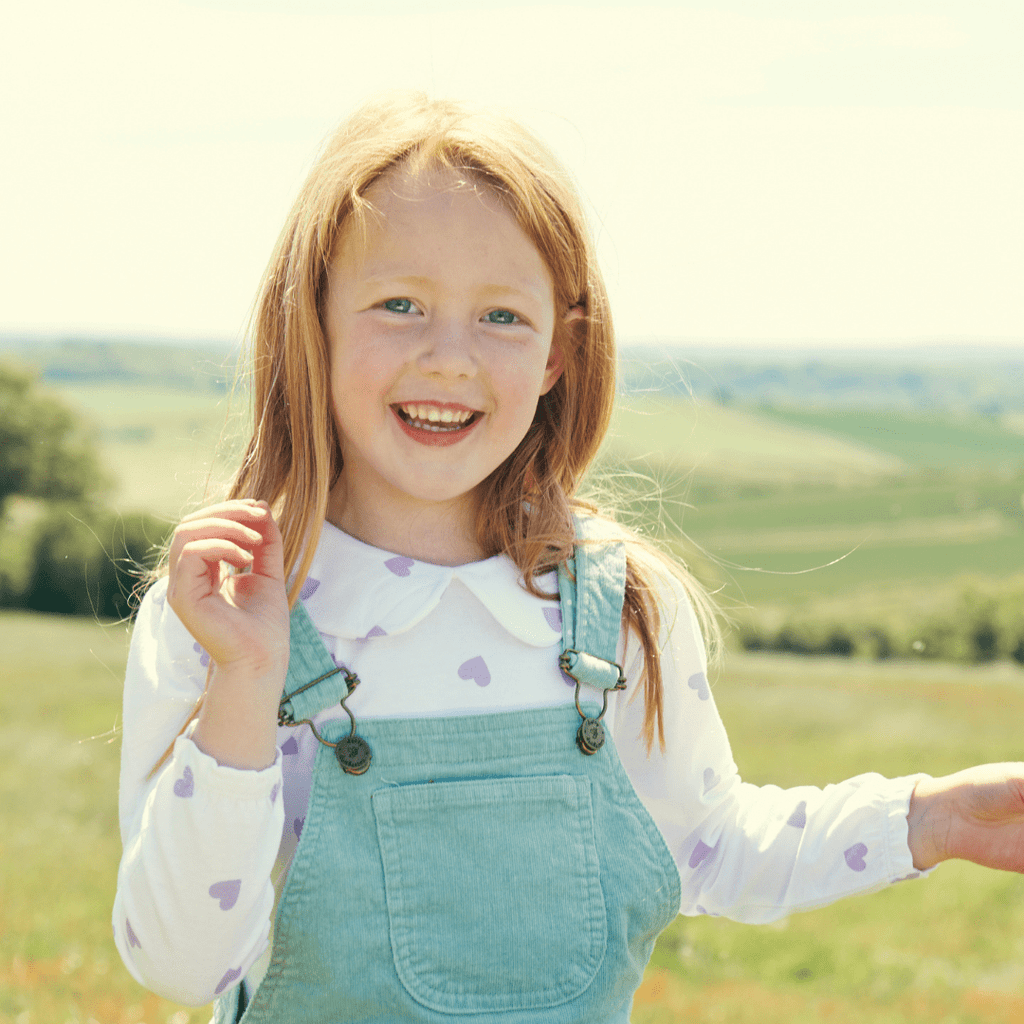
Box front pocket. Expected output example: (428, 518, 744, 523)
(372, 774, 607, 1014)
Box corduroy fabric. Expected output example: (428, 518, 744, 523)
(213, 529, 680, 1023)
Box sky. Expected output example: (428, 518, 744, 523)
(2, 0, 1022, 347)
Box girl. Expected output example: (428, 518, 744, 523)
(114, 94, 1024, 1023)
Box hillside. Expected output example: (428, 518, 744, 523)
(3, 337, 1022, 628)
(620, 342, 1024, 414)
(3, 336, 1022, 415)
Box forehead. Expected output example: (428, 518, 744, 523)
(333, 164, 550, 290)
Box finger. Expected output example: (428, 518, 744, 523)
(178, 499, 271, 527)
(247, 509, 285, 582)
(170, 505, 276, 567)
(173, 538, 256, 586)
(170, 517, 265, 559)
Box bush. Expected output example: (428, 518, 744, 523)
(864, 627, 893, 660)
(732, 580, 1024, 667)
(1013, 635, 1024, 667)
(0, 364, 108, 513)
(737, 619, 857, 659)
(21, 505, 171, 619)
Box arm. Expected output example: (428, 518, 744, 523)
(907, 765, 1024, 871)
(613, 569, 928, 924)
(113, 501, 291, 1005)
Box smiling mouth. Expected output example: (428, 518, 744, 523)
(394, 403, 480, 433)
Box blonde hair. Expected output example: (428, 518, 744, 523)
(174, 93, 718, 756)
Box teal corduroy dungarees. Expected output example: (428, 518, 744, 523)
(214, 521, 681, 1023)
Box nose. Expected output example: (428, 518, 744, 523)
(416, 318, 478, 379)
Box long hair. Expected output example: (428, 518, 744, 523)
(169, 93, 718, 757)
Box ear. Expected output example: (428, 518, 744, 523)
(540, 306, 583, 395)
(540, 340, 564, 395)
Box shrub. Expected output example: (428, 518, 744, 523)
(22, 505, 170, 619)
(0, 364, 108, 513)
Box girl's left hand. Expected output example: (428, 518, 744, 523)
(907, 764, 1024, 872)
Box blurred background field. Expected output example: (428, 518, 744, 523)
(2, 338, 1024, 1023)
(7, 616, 1024, 1024)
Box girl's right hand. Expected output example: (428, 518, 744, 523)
(166, 499, 290, 679)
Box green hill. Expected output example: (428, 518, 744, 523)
(606, 397, 901, 486)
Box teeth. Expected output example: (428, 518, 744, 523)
(398, 404, 474, 430)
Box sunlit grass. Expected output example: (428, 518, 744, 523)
(0, 612, 207, 1024)
(3, 614, 1024, 1022)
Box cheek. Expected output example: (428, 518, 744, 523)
(331, 342, 392, 401)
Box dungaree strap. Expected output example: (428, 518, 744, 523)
(557, 515, 627, 693)
(278, 600, 351, 723)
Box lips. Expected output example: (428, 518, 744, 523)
(392, 402, 481, 447)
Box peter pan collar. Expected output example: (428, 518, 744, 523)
(296, 520, 563, 648)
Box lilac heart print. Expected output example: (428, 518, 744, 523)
(689, 839, 717, 869)
(173, 766, 194, 798)
(215, 967, 242, 995)
(458, 656, 491, 687)
(543, 607, 562, 631)
(844, 843, 868, 871)
(687, 672, 710, 701)
(209, 879, 241, 911)
(787, 801, 807, 829)
(384, 555, 414, 577)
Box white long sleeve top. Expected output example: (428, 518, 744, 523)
(114, 521, 928, 1006)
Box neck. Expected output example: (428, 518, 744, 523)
(326, 479, 486, 566)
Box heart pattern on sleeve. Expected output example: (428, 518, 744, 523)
(215, 967, 242, 995)
(209, 879, 241, 911)
(687, 672, 710, 701)
(844, 843, 868, 871)
(787, 801, 807, 829)
(689, 839, 717, 869)
(173, 766, 194, 798)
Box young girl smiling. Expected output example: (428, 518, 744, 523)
(114, 94, 1024, 1023)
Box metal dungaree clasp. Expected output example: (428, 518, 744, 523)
(559, 648, 627, 755)
(278, 666, 373, 775)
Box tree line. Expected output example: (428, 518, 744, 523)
(4, 357, 1023, 670)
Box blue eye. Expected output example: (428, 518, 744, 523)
(383, 298, 415, 314)
(485, 309, 518, 325)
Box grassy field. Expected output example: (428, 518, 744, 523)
(0, 613, 198, 1024)
(43, 380, 1024, 640)
(7, 363, 1023, 1020)
(586, 405, 1023, 629)
(57, 384, 245, 520)
(605, 398, 902, 485)
(4, 612, 1024, 1024)
(757, 406, 1024, 474)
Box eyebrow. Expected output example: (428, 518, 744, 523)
(362, 274, 433, 289)
(360, 273, 549, 306)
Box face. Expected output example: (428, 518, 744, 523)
(323, 165, 565, 541)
